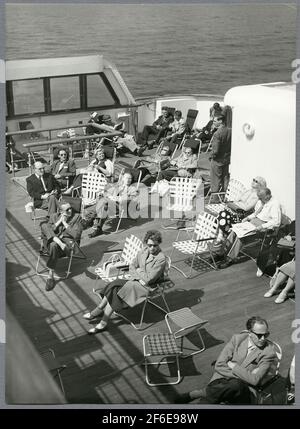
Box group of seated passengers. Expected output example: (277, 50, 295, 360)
(63, 147, 114, 195)
(137, 109, 187, 156)
(210, 176, 295, 303)
(35, 169, 139, 291)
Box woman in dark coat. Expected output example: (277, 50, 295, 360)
(84, 230, 166, 333)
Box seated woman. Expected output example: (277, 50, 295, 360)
(136, 144, 172, 186)
(85, 170, 139, 237)
(256, 219, 295, 277)
(63, 147, 114, 194)
(157, 146, 198, 181)
(264, 259, 295, 304)
(215, 176, 267, 246)
(218, 188, 282, 269)
(83, 230, 166, 333)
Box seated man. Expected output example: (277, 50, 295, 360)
(26, 161, 60, 216)
(50, 147, 76, 190)
(85, 171, 139, 238)
(157, 146, 198, 181)
(40, 201, 85, 291)
(135, 144, 172, 186)
(138, 106, 174, 152)
(164, 110, 186, 144)
(218, 188, 282, 269)
(176, 316, 276, 404)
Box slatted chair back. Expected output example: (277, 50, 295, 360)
(179, 109, 199, 149)
(81, 171, 107, 202)
(185, 109, 199, 134)
(193, 212, 219, 250)
(206, 178, 247, 214)
(168, 177, 200, 211)
(225, 178, 247, 202)
(121, 235, 143, 265)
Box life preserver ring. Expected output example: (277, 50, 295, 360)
(243, 123, 255, 138)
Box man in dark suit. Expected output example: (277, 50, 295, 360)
(209, 115, 231, 201)
(26, 161, 60, 215)
(138, 106, 174, 152)
(40, 201, 85, 291)
(50, 147, 76, 189)
(176, 316, 277, 404)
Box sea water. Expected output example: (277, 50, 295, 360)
(6, 3, 296, 98)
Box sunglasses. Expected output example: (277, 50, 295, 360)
(253, 178, 260, 183)
(147, 243, 158, 247)
(251, 331, 269, 339)
(59, 153, 67, 157)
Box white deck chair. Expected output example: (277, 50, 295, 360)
(206, 178, 247, 216)
(94, 234, 143, 282)
(73, 171, 107, 216)
(162, 177, 202, 229)
(170, 212, 219, 278)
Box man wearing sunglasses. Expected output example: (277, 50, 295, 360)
(40, 201, 85, 291)
(176, 316, 276, 404)
(50, 147, 76, 190)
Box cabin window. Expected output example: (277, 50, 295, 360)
(86, 74, 116, 107)
(12, 79, 45, 115)
(50, 76, 80, 111)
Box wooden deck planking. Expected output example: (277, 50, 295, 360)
(6, 165, 295, 404)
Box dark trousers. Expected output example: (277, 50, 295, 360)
(46, 241, 67, 269)
(157, 169, 178, 181)
(140, 125, 158, 144)
(206, 378, 251, 404)
(102, 279, 128, 311)
(210, 160, 230, 199)
(36, 194, 59, 216)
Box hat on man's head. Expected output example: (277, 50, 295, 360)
(254, 176, 267, 187)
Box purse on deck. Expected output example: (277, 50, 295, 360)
(277, 238, 295, 250)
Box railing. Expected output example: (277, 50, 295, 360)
(6, 123, 123, 175)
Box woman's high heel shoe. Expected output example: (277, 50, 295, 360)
(83, 307, 104, 320)
(88, 322, 107, 334)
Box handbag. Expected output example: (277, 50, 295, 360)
(277, 238, 295, 250)
(97, 253, 129, 279)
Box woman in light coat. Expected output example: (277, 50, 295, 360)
(83, 230, 166, 333)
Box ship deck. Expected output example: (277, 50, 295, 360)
(6, 150, 295, 405)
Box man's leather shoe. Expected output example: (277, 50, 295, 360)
(45, 277, 55, 292)
(88, 228, 103, 238)
(174, 392, 191, 404)
(137, 146, 146, 157)
(39, 248, 49, 256)
(218, 258, 233, 269)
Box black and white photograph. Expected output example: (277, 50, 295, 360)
(4, 0, 297, 407)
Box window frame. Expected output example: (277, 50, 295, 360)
(6, 72, 121, 119)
